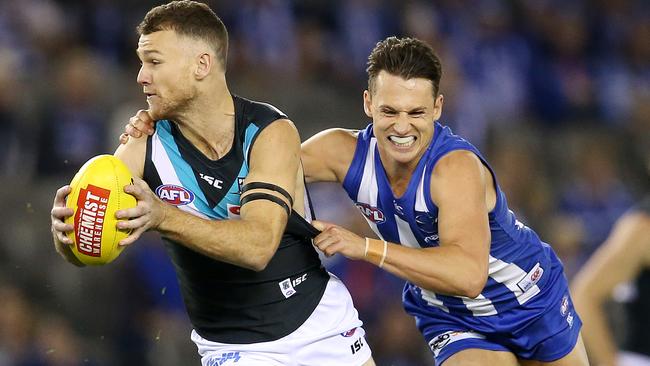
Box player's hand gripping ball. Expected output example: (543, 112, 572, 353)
(65, 155, 136, 265)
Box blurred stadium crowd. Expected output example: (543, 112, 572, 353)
(0, 0, 648, 365)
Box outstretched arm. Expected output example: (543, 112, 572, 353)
(314, 150, 492, 298)
(116, 119, 300, 271)
(571, 211, 650, 366)
(301, 128, 358, 183)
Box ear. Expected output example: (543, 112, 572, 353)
(363, 90, 373, 118)
(432, 94, 444, 121)
(195, 53, 212, 80)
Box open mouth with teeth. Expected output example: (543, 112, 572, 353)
(388, 135, 416, 148)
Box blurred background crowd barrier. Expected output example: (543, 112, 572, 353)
(0, 0, 648, 365)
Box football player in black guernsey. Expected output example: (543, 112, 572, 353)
(50, 1, 375, 365)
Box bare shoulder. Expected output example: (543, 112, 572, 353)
(248, 118, 302, 168)
(302, 128, 359, 183)
(326, 128, 359, 141)
(114, 134, 147, 178)
(269, 118, 299, 132)
(431, 150, 485, 179)
(429, 150, 488, 202)
(257, 118, 300, 143)
(249, 119, 301, 164)
(303, 128, 358, 154)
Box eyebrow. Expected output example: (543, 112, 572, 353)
(136, 50, 162, 57)
(379, 105, 427, 113)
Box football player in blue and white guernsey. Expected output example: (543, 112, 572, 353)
(301, 37, 590, 366)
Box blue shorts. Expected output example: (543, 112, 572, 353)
(406, 287, 582, 365)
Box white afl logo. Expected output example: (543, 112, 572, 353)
(156, 184, 195, 206)
(560, 295, 569, 316)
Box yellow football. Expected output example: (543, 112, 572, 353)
(65, 155, 136, 265)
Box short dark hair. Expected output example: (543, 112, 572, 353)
(366, 37, 442, 96)
(137, 0, 228, 68)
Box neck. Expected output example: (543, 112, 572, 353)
(174, 80, 235, 160)
(378, 151, 421, 198)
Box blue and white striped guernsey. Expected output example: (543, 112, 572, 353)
(342, 122, 567, 318)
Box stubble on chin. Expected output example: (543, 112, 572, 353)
(147, 108, 162, 121)
(147, 102, 171, 121)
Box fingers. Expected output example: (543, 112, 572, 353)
(134, 109, 155, 134)
(135, 109, 153, 121)
(121, 178, 153, 203)
(53, 185, 71, 206)
(118, 226, 146, 246)
(116, 215, 147, 231)
(51, 206, 73, 220)
(313, 225, 366, 260)
(314, 228, 342, 256)
(52, 219, 73, 233)
(124, 110, 155, 139)
(131, 176, 151, 189)
(314, 235, 343, 257)
(51, 186, 74, 245)
(125, 122, 142, 138)
(311, 220, 334, 231)
(54, 229, 73, 245)
(115, 203, 149, 220)
(122, 181, 148, 201)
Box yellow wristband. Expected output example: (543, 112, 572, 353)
(365, 238, 388, 268)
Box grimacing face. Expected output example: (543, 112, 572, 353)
(136, 30, 199, 120)
(364, 71, 443, 168)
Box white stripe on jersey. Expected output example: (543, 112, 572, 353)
(303, 190, 312, 222)
(152, 133, 210, 220)
(357, 138, 383, 239)
(462, 294, 497, 316)
(415, 171, 427, 211)
(419, 256, 540, 316)
(488, 256, 541, 305)
(421, 289, 450, 313)
(395, 214, 421, 249)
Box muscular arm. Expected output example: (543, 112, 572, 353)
(301, 128, 358, 183)
(571, 211, 650, 366)
(382, 151, 490, 297)
(149, 120, 299, 271)
(314, 150, 491, 298)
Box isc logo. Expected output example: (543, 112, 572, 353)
(155, 184, 195, 206)
(355, 203, 385, 224)
(350, 336, 365, 355)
